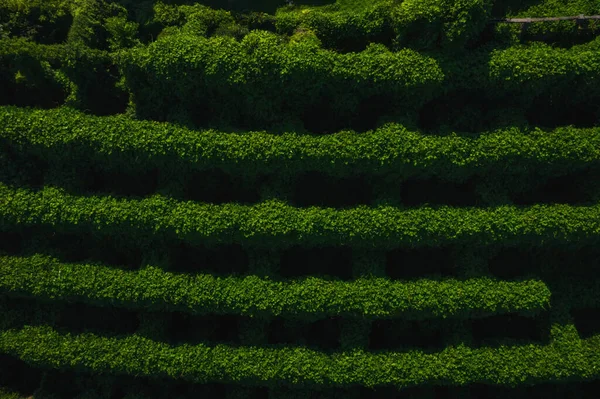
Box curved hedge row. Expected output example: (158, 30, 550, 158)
(0, 324, 597, 387)
(3, 34, 599, 127)
(1, 183, 599, 249)
(0, 254, 551, 319)
(3, 0, 596, 56)
(0, 36, 109, 66)
(0, 37, 125, 113)
(153, 0, 489, 52)
(0, 0, 141, 51)
(115, 30, 444, 126)
(443, 36, 600, 97)
(114, 31, 600, 127)
(274, 1, 394, 49)
(1, 106, 599, 179)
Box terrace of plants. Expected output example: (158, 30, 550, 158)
(1, 0, 600, 398)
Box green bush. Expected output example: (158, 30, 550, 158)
(0, 38, 122, 112)
(0, 106, 598, 181)
(1, 182, 599, 249)
(275, 1, 393, 50)
(67, 0, 104, 48)
(0, 0, 72, 43)
(0, 254, 551, 319)
(493, 0, 600, 46)
(392, 0, 493, 49)
(115, 30, 444, 127)
(488, 39, 600, 100)
(0, 324, 598, 387)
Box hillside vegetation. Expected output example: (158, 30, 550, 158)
(1, 0, 600, 398)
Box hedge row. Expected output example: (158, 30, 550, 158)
(1, 105, 600, 179)
(0, 36, 109, 66)
(151, 0, 599, 52)
(3, 0, 595, 56)
(159, 0, 492, 51)
(154, 3, 272, 42)
(3, 34, 599, 126)
(485, 38, 600, 98)
(442, 36, 600, 99)
(67, 0, 143, 51)
(0, 0, 141, 51)
(0, 254, 551, 319)
(0, 37, 125, 113)
(391, 0, 492, 49)
(114, 31, 600, 127)
(274, 0, 394, 50)
(114, 30, 444, 126)
(0, 324, 597, 387)
(0, 0, 72, 44)
(1, 183, 599, 249)
(493, 0, 600, 46)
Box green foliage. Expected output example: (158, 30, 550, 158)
(496, 0, 600, 46)
(392, 0, 493, 49)
(0, 38, 120, 111)
(434, 37, 600, 108)
(0, 388, 20, 399)
(2, 32, 599, 122)
(0, 106, 599, 181)
(152, 2, 186, 27)
(488, 39, 600, 100)
(520, 0, 600, 16)
(113, 33, 600, 127)
(0, 0, 71, 43)
(1, 0, 600, 395)
(179, 4, 239, 37)
(0, 254, 551, 319)
(153, 2, 250, 41)
(67, 0, 105, 47)
(1, 182, 599, 249)
(104, 16, 141, 51)
(115, 30, 444, 126)
(0, 41, 70, 106)
(0, 324, 598, 387)
(275, 1, 393, 49)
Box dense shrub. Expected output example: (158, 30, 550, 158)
(0, 254, 551, 319)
